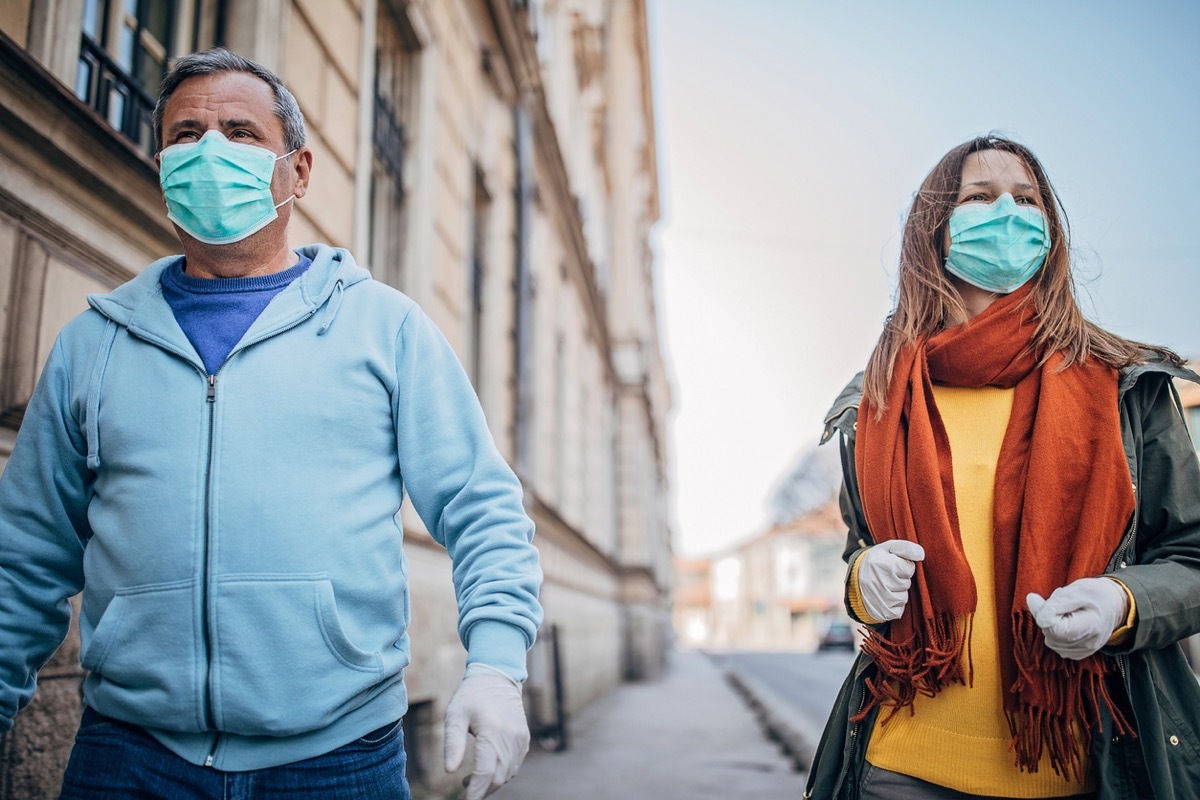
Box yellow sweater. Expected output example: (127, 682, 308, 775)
(856, 385, 1095, 797)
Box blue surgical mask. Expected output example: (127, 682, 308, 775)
(944, 193, 1050, 294)
(159, 130, 296, 245)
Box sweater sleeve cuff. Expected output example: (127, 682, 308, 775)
(1105, 577, 1138, 646)
(466, 620, 530, 682)
(848, 550, 885, 625)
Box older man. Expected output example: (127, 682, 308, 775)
(0, 48, 542, 799)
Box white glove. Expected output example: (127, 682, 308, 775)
(1026, 577, 1130, 661)
(856, 540, 926, 622)
(444, 663, 530, 800)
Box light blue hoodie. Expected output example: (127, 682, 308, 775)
(0, 245, 542, 770)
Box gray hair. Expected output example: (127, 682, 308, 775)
(152, 48, 307, 152)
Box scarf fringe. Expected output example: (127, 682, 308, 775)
(1006, 611, 1133, 784)
(854, 611, 1133, 785)
(852, 612, 973, 724)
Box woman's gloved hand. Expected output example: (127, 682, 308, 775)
(856, 540, 926, 621)
(1026, 577, 1130, 660)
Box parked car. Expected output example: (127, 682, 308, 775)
(818, 622, 856, 652)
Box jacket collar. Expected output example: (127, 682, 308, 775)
(1118, 356, 1200, 399)
(86, 244, 371, 361)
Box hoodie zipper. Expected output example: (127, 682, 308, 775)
(203, 373, 220, 766)
(197, 310, 317, 769)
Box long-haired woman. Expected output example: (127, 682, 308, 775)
(805, 135, 1200, 800)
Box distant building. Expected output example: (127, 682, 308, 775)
(673, 557, 713, 647)
(674, 498, 851, 651)
(0, 1, 670, 796)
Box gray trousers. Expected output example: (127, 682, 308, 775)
(859, 763, 1097, 800)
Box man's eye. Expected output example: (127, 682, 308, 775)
(230, 130, 252, 139)
(176, 131, 200, 141)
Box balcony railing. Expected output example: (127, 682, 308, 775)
(76, 34, 157, 155)
(373, 91, 407, 188)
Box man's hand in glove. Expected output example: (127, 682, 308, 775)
(444, 663, 530, 800)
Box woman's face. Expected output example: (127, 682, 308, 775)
(954, 149, 1042, 211)
(944, 149, 1043, 319)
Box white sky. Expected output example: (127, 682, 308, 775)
(649, 1, 1200, 558)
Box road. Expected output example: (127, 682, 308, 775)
(711, 648, 857, 770)
(720, 650, 855, 728)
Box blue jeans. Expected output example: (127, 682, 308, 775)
(59, 707, 411, 799)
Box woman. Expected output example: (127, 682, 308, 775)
(805, 135, 1200, 800)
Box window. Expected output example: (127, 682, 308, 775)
(76, 0, 173, 155)
(369, 0, 421, 291)
(74, 0, 223, 156)
(1188, 405, 1200, 455)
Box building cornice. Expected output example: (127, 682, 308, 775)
(632, 0, 660, 222)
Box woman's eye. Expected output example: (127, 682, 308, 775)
(960, 193, 988, 203)
(1015, 195, 1037, 205)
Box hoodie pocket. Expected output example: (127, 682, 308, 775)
(80, 579, 202, 731)
(211, 575, 384, 736)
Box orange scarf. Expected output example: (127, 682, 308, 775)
(854, 286, 1134, 782)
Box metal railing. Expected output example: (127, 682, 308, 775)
(373, 91, 406, 186)
(77, 34, 158, 155)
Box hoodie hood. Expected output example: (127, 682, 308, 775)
(87, 244, 370, 347)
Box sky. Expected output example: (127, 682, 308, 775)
(648, 1, 1200, 558)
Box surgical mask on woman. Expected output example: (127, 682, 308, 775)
(159, 130, 296, 245)
(944, 193, 1049, 294)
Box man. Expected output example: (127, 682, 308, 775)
(0, 48, 542, 799)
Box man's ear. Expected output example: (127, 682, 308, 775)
(292, 147, 313, 200)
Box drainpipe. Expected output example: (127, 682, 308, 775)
(513, 95, 534, 478)
(353, 0, 379, 259)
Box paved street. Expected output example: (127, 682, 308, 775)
(491, 648, 807, 799)
(719, 650, 854, 730)
(715, 649, 856, 770)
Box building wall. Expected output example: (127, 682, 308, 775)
(0, 1, 669, 796)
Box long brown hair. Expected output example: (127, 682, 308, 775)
(863, 134, 1179, 413)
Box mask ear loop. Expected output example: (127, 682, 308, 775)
(272, 149, 299, 211)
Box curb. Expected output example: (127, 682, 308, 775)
(723, 666, 817, 773)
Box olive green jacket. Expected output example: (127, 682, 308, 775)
(805, 362, 1200, 800)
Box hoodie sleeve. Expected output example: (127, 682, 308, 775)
(393, 306, 543, 681)
(0, 337, 91, 732)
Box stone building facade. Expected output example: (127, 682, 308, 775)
(0, 0, 671, 796)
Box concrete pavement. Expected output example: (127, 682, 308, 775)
(492, 648, 807, 799)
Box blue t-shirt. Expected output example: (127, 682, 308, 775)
(161, 255, 313, 374)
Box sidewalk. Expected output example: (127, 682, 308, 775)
(492, 649, 806, 800)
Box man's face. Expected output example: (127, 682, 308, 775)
(157, 71, 308, 209)
(160, 70, 285, 154)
